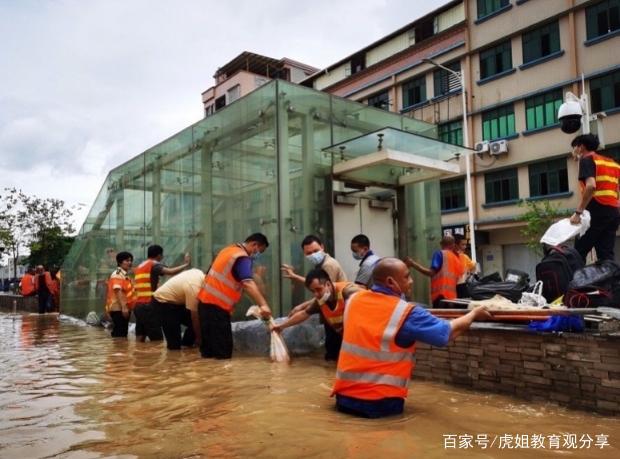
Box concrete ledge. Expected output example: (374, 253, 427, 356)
(0, 294, 38, 313)
(414, 328, 620, 415)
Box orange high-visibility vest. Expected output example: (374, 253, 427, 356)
(197, 244, 248, 314)
(133, 259, 158, 305)
(105, 270, 135, 312)
(319, 282, 352, 334)
(332, 290, 415, 400)
(582, 152, 620, 207)
(20, 273, 36, 296)
(431, 250, 463, 302)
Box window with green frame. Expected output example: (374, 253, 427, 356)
(433, 62, 461, 97)
(529, 158, 569, 197)
(586, 0, 620, 40)
(402, 76, 426, 108)
(522, 21, 560, 63)
(525, 89, 563, 130)
(590, 70, 620, 112)
(438, 120, 463, 146)
(482, 104, 515, 141)
(441, 178, 466, 210)
(480, 40, 513, 79)
(368, 91, 390, 110)
(485, 168, 519, 203)
(477, 0, 509, 19)
(601, 144, 620, 162)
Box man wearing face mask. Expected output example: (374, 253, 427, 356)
(272, 268, 361, 344)
(332, 257, 492, 418)
(350, 234, 381, 288)
(197, 233, 272, 359)
(281, 235, 347, 285)
(281, 235, 347, 360)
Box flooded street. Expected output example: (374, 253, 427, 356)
(1, 312, 619, 459)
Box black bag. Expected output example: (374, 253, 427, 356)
(536, 245, 584, 302)
(467, 276, 529, 303)
(564, 260, 620, 308)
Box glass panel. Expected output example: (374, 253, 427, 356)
(61, 79, 452, 316)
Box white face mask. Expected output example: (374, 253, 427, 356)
(306, 251, 326, 266)
(318, 290, 331, 305)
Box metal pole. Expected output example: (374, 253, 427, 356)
(460, 72, 477, 264)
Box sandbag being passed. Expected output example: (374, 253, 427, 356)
(246, 306, 291, 363)
(540, 210, 590, 246)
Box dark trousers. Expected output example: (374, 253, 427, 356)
(575, 213, 620, 261)
(324, 323, 342, 361)
(110, 311, 129, 338)
(198, 303, 233, 359)
(134, 301, 164, 341)
(161, 303, 195, 350)
(37, 292, 51, 314)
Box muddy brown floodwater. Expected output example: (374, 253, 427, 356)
(1, 312, 619, 458)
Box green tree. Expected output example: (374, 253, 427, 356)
(517, 200, 571, 256)
(0, 188, 78, 277)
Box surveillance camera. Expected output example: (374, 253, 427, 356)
(558, 93, 583, 134)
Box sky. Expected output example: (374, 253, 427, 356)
(0, 0, 448, 231)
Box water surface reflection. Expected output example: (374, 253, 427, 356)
(1, 313, 618, 458)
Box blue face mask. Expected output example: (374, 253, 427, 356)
(251, 251, 261, 260)
(306, 251, 326, 266)
(352, 251, 364, 261)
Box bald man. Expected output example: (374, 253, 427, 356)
(332, 257, 491, 418)
(404, 234, 464, 307)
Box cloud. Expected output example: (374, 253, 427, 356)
(0, 0, 448, 231)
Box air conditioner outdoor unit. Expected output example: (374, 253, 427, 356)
(474, 141, 489, 154)
(490, 139, 509, 156)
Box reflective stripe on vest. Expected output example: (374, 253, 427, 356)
(333, 293, 415, 400)
(197, 244, 247, 313)
(133, 259, 157, 304)
(430, 250, 461, 301)
(582, 153, 620, 207)
(334, 370, 409, 388)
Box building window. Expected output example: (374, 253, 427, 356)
(525, 89, 563, 130)
(350, 53, 366, 75)
(368, 91, 390, 110)
(529, 158, 569, 197)
(586, 0, 620, 40)
(438, 120, 463, 146)
(482, 104, 515, 141)
(602, 144, 620, 162)
(415, 17, 437, 43)
(205, 104, 214, 117)
(227, 85, 241, 104)
(477, 0, 509, 19)
(433, 61, 461, 97)
(402, 76, 426, 108)
(441, 178, 466, 210)
(590, 69, 620, 112)
(522, 21, 560, 63)
(485, 168, 519, 204)
(479, 40, 512, 79)
(214, 95, 226, 111)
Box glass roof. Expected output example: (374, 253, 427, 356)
(323, 127, 472, 187)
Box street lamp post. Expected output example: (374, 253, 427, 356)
(423, 58, 477, 265)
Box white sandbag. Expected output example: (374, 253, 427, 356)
(540, 210, 590, 246)
(246, 306, 291, 363)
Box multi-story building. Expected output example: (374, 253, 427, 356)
(202, 51, 318, 117)
(302, 0, 620, 278)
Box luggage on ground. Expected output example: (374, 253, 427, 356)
(563, 260, 620, 308)
(535, 245, 584, 302)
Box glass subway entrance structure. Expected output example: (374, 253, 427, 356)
(61, 80, 471, 319)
